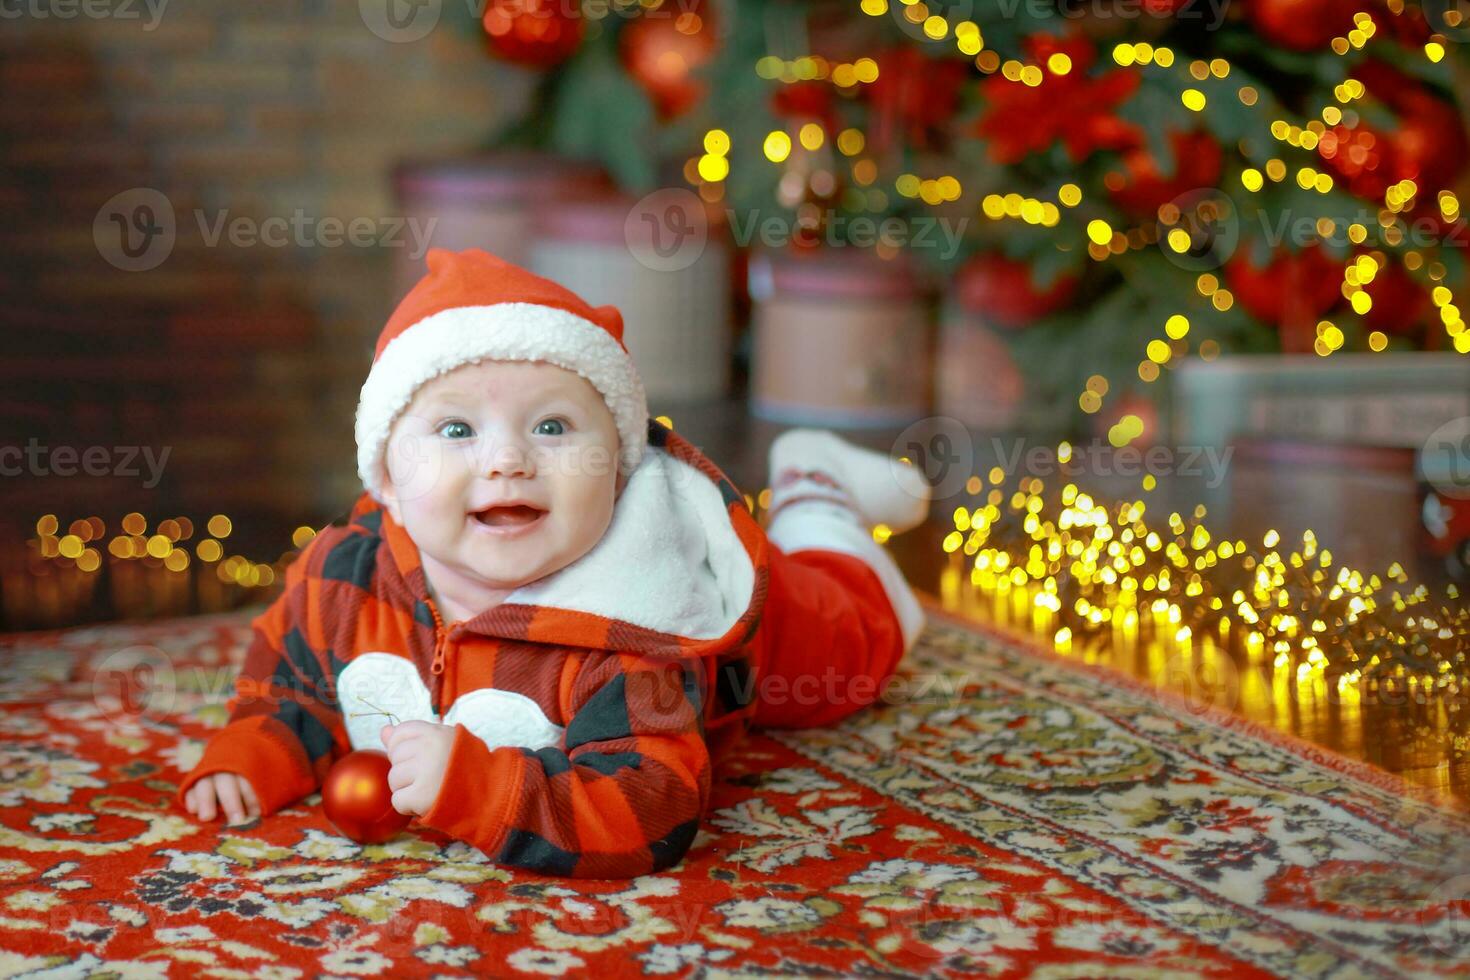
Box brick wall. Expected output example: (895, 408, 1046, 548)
(0, 0, 535, 541)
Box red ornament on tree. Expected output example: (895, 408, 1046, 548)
(866, 46, 972, 155)
(482, 0, 584, 67)
(1225, 242, 1343, 351)
(955, 252, 1080, 329)
(1106, 130, 1223, 220)
(620, 3, 718, 120)
(322, 749, 413, 845)
(1243, 0, 1356, 51)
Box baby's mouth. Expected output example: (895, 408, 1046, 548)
(472, 504, 547, 528)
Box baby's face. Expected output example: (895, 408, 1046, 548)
(380, 359, 622, 600)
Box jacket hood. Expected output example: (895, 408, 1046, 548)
(352, 419, 769, 660)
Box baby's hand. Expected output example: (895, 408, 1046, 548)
(381, 720, 457, 817)
(184, 772, 261, 825)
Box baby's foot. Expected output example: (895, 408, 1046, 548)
(767, 428, 932, 534)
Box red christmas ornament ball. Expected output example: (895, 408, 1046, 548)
(1225, 243, 1343, 352)
(482, 0, 584, 68)
(322, 749, 412, 844)
(1106, 130, 1223, 220)
(620, 5, 718, 120)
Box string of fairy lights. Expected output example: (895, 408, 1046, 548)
(17, 427, 1468, 734)
(936, 467, 1469, 712)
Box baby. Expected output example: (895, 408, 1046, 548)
(177, 247, 931, 878)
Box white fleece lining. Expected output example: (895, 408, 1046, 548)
(766, 504, 926, 653)
(355, 302, 649, 502)
(504, 446, 756, 640)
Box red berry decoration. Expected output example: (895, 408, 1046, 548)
(620, 3, 718, 120)
(1244, 0, 1356, 51)
(955, 252, 1079, 330)
(1360, 259, 1432, 336)
(482, 0, 584, 68)
(1322, 60, 1470, 200)
(322, 749, 412, 845)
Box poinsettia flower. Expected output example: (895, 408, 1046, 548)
(976, 32, 1141, 164)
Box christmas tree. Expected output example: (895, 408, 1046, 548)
(478, 0, 1470, 437)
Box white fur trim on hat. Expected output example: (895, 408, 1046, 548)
(355, 302, 648, 502)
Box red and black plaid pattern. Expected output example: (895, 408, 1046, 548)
(177, 418, 770, 878)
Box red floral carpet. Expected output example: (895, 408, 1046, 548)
(1, 604, 1469, 978)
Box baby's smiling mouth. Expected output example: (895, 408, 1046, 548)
(472, 504, 548, 527)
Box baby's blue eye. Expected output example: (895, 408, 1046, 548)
(439, 421, 473, 439)
(534, 418, 567, 436)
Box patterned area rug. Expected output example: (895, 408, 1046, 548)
(1, 604, 1468, 979)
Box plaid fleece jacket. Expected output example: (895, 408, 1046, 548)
(176, 420, 770, 879)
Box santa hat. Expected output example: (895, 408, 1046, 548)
(355, 247, 648, 503)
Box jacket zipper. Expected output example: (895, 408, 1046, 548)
(425, 598, 459, 714)
(432, 625, 449, 676)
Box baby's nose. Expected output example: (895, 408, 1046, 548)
(481, 440, 534, 478)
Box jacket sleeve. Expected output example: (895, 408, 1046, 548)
(415, 652, 710, 879)
(174, 531, 350, 817)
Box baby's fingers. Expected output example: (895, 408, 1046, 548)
(195, 782, 219, 822)
(237, 777, 261, 820)
(215, 775, 247, 825)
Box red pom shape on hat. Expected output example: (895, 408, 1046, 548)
(322, 750, 413, 844)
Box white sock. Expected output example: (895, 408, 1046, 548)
(766, 428, 932, 533)
(763, 428, 929, 652)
